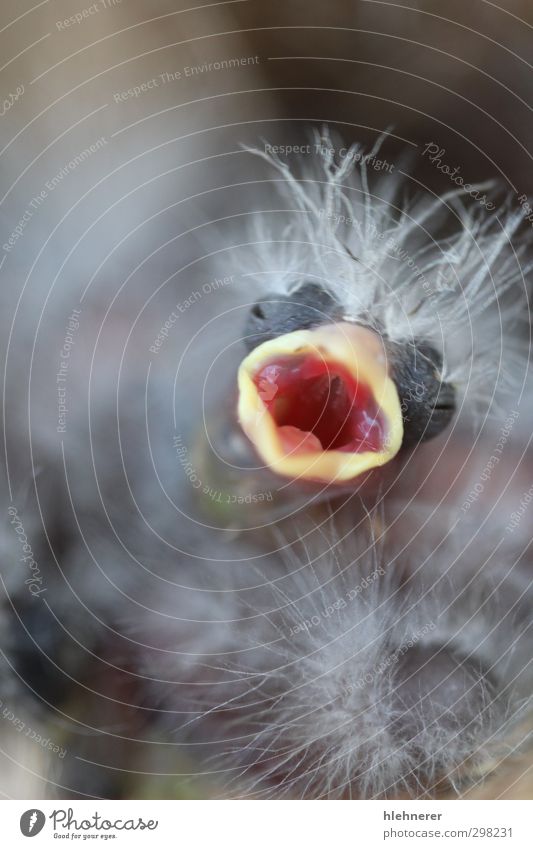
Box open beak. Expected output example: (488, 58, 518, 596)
(237, 322, 403, 484)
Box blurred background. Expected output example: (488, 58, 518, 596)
(0, 0, 532, 800)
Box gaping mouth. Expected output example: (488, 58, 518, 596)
(237, 323, 403, 483)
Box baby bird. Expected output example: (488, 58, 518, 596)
(0, 132, 530, 800)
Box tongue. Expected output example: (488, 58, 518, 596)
(277, 425, 323, 455)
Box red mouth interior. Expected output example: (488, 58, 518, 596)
(253, 353, 385, 456)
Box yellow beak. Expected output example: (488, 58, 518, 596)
(237, 323, 403, 485)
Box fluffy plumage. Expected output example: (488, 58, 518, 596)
(239, 130, 530, 420)
(129, 485, 532, 799)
